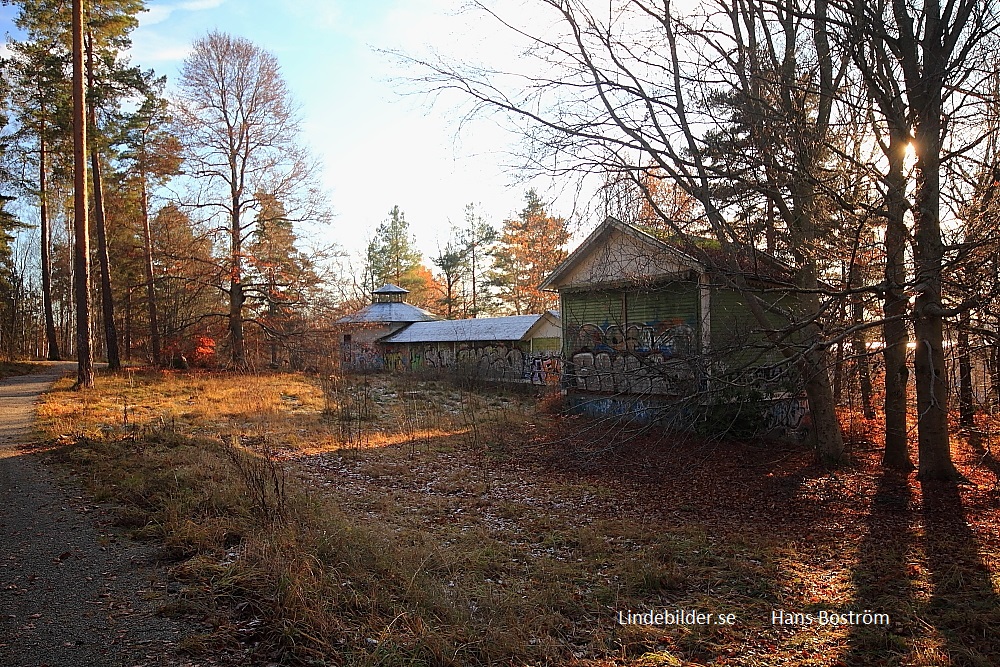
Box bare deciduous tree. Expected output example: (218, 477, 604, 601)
(174, 31, 327, 369)
(409, 0, 849, 461)
(841, 0, 998, 479)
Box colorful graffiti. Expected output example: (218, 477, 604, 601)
(572, 321, 694, 357)
(341, 342, 384, 371)
(763, 396, 810, 440)
(565, 321, 699, 394)
(373, 342, 562, 385)
(567, 350, 698, 394)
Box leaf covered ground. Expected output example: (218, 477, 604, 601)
(35, 370, 1000, 666)
(0, 360, 39, 379)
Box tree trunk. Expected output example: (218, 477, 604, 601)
(958, 310, 975, 429)
(852, 330, 875, 419)
(38, 111, 60, 361)
(72, 0, 93, 389)
(881, 129, 913, 469)
(798, 308, 845, 464)
(90, 149, 119, 370)
(139, 163, 161, 366)
(850, 266, 875, 419)
(230, 280, 246, 368)
(833, 341, 844, 405)
(833, 269, 846, 406)
(86, 33, 120, 372)
(911, 103, 958, 480)
(230, 187, 247, 369)
(124, 287, 132, 362)
(991, 344, 1000, 413)
(470, 238, 480, 318)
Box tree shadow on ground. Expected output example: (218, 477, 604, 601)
(919, 479, 1000, 667)
(844, 469, 915, 666)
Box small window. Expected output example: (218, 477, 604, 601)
(343, 334, 352, 344)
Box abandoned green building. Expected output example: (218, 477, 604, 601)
(540, 217, 807, 428)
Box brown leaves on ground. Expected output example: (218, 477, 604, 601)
(36, 372, 1000, 666)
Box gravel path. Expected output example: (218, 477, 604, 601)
(0, 363, 204, 667)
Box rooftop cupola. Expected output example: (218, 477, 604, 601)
(372, 284, 409, 304)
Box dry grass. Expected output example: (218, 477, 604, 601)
(34, 369, 1000, 666)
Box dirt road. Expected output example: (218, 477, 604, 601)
(0, 363, 198, 666)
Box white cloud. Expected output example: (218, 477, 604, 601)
(283, 0, 343, 31)
(140, 0, 227, 27)
(127, 31, 192, 65)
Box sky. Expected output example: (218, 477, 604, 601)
(1, 0, 573, 265)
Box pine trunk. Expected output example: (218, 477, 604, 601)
(72, 0, 93, 389)
(87, 34, 120, 372)
(38, 116, 60, 361)
(139, 169, 161, 365)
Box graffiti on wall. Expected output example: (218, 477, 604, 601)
(381, 342, 562, 385)
(763, 395, 810, 439)
(342, 342, 384, 371)
(565, 320, 699, 394)
(457, 343, 562, 385)
(572, 321, 694, 357)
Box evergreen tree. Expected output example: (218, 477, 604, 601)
(247, 193, 319, 366)
(431, 234, 467, 319)
(365, 205, 438, 308)
(490, 190, 568, 315)
(459, 203, 497, 317)
(365, 206, 423, 288)
(9, 0, 154, 371)
(6, 28, 72, 361)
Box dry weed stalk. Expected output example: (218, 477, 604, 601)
(459, 390, 517, 488)
(322, 373, 374, 449)
(223, 433, 288, 520)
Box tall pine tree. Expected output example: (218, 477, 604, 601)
(490, 190, 568, 315)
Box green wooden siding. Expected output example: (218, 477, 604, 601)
(562, 290, 622, 354)
(710, 288, 795, 368)
(625, 283, 698, 329)
(562, 282, 700, 357)
(562, 290, 624, 328)
(531, 336, 561, 352)
(562, 281, 801, 370)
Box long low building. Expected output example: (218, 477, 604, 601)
(379, 311, 562, 383)
(335, 284, 562, 382)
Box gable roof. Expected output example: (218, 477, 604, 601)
(540, 217, 796, 290)
(540, 217, 704, 291)
(380, 313, 557, 344)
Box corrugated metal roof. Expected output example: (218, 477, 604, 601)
(336, 301, 437, 324)
(381, 315, 546, 344)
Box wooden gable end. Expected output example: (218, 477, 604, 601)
(543, 219, 701, 291)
